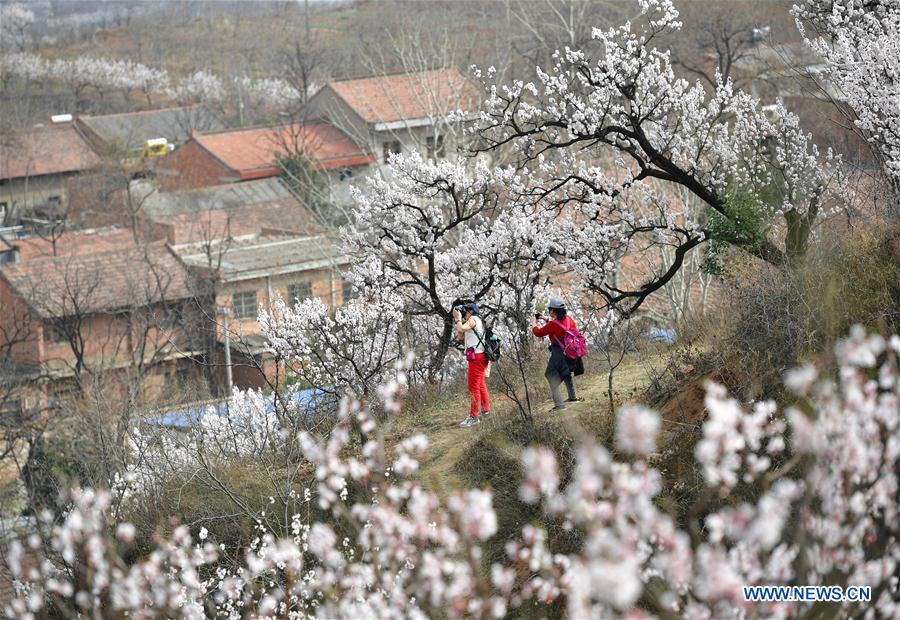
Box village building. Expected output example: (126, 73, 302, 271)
(74, 104, 226, 159)
(170, 231, 351, 391)
(304, 68, 482, 171)
(0, 227, 205, 417)
(137, 176, 326, 244)
(0, 68, 480, 420)
(0, 123, 102, 226)
(157, 122, 373, 204)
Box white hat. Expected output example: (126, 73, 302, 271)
(548, 296, 566, 310)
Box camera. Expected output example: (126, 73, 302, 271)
(450, 298, 474, 315)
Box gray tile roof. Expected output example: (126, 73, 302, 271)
(140, 177, 295, 218)
(173, 233, 347, 282)
(78, 105, 226, 152)
(1, 241, 195, 319)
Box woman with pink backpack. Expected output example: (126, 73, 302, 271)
(531, 297, 586, 410)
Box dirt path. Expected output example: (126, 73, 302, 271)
(383, 355, 658, 495)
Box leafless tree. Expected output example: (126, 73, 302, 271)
(0, 235, 210, 511)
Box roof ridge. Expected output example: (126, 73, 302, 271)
(155, 176, 282, 196)
(4, 238, 170, 268)
(79, 104, 204, 121)
(194, 120, 334, 138)
(194, 123, 282, 137)
(327, 67, 458, 85)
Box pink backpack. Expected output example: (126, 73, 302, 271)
(552, 320, 587, 360)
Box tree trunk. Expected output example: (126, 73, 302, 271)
(784, 207, 815, 265)
(430, 317, 454, 382)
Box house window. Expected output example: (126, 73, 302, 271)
(339, 168, 354, 182)
(426, 135, 445, 159)
(232, 291, 258, 320)
(50, 380, 78, 407)
(382, 140, 401, 162)
(288, 282, 312, 307)
(342, 278, 355, 303)
(43, 321, 69, 343)
(0, 399, 22, 424)
(164, 366, 189, 393)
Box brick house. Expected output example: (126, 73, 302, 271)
(304, 68, 482, 171)
(170, 231, 352, 391)
(0, 228, 207, 417)
(136, 176, 352, 391)
(157, 122, 374, 203)
(0, 123, 102, 226)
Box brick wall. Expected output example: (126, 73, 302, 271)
(0, 275, 41, 365)
(157, 139, 237, 191)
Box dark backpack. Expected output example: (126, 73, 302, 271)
(475, 319, 502, 362)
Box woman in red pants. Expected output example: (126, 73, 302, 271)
(453, 303, 490, 428)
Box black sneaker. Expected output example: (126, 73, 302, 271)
(481, 410, 490, 418)
(459, 415, 481, 428)
(566, 397, 584, 403)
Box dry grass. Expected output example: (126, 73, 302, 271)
(379, 352, 660, 500)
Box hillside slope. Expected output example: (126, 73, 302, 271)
(384, 354, 669, 496)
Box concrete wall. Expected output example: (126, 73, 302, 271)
(0, 173, 73, 222)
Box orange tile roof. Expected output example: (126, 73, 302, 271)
(0, 124, 102, 179)
(325, 68, 481, 125)
(192, 123, 373, 178)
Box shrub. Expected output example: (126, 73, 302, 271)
(689, 218, 900, 398)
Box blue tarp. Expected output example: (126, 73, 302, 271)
(647, 328, 677, 344)
(145, 387, 323, 429)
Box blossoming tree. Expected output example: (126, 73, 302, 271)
(261, 295, 403, 402)
(0, 3, 34, 52)
(794, 0, 900, 199)
(474, 0, 843, 316)
(7, 327, 898, 618)
(343, 154, 555, 379)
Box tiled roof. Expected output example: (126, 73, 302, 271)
(173, 233, 347, 282)
(139, 177, 327, 242)
(192, 123, 373, 177)
(140, 177, 292, 217)
(0, 125, 102, 179)
(324, 68, 481, 125)
(733, 42, 824, 75)
(0, 240, 194, 319)
(11, 227, 136, 261)
(154, 202, 326, 245)
(77, 105, 226, 152)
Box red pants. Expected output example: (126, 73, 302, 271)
(467, 354, 490, 418)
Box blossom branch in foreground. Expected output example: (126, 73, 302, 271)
(7, 327, 899, 618)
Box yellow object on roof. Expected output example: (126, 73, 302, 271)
(143, 137, 170, 159)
